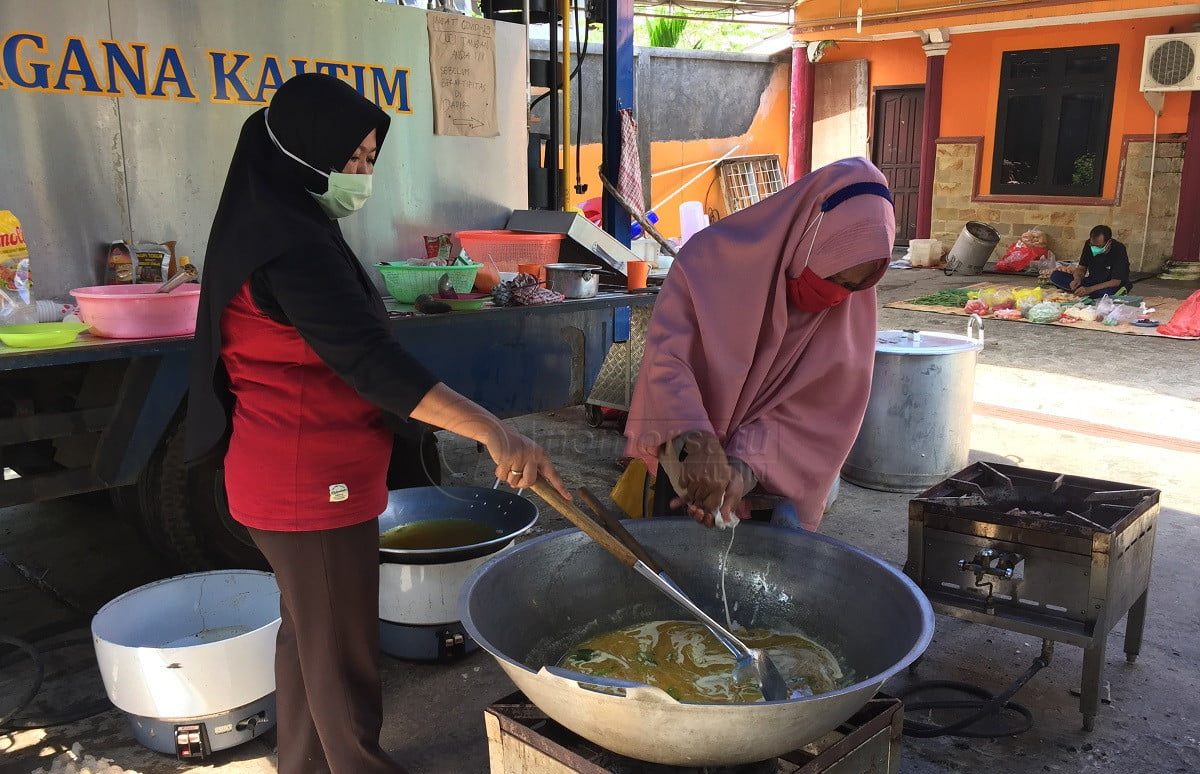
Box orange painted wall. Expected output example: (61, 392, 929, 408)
(819, 38, 928, 88)
(796, 1, 1200, 37)
(565, 63, 791, 239)
(941, 15, 1197, 198)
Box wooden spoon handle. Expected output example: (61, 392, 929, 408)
(577, 487, 662, 574)
(530, 481, 640, 569)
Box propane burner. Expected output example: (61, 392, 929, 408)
(485, 691, 904, 773)
(921, 462, 1155, 533)
(906, 462, 1160, 731)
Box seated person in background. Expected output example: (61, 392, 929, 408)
(1050, 225, 1132, 299)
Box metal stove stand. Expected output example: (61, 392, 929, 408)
(485, 691, 903, 773)
(905, 462, 1160, 730)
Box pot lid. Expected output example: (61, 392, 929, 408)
(875, 329, 983, 355)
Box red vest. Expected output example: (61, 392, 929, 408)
(220, 284, 391, 531)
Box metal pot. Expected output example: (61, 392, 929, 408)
(92, 570, 281, 754)
(544, 263, 600, 299)
(378, 486, 537, 660)
(842, 316, 985, 493)
(460, 520, 933, 767)
(944, 221, 1001, 276)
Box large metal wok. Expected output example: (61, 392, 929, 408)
(461, 519, 933, 766)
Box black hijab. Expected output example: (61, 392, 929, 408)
(186, 74, 391, 465)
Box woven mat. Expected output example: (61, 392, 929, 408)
(886, 289, 1195, 339)
(977, 266, 1158, 283)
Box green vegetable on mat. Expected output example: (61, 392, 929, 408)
(907, 288, 974, 308)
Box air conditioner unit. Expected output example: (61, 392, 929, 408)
(1140, 33, 1200, 92)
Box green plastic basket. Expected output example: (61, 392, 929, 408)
(377, 263, 480, 304)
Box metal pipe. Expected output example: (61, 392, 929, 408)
(601, 0, 634, 245)
(650, 144, 742, 213)
(652, 154, 749, 179)
(548, 5, 560, 208)
(634, 12, 796, 27)
(799, 0, 1034, 28)
(561, 0, 572, 210)
(1142, 111, 1159, 267)
(523, 0, 531, 115)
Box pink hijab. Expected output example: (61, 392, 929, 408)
(624, 157, 896, 530)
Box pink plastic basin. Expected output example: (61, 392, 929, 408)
(71, 285, 201, 339)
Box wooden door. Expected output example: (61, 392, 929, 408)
(872, 87, 924, 246)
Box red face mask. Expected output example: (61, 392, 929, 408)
(787, 267, 851, 313)
(785, 180, 894, 313)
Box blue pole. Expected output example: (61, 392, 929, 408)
(601, 0, 634, 247)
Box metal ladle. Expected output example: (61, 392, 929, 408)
(154, 264, 198, 294)
(530, 481, 791, 702)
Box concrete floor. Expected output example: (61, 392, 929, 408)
(2, 268, 1199, 774)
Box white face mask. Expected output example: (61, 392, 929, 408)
(264, 109, 373, 219)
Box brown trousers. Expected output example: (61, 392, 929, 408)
(250, 520, 407, 774)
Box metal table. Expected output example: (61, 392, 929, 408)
(1, 293, 655, 509)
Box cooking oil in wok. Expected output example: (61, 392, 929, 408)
(559, 620, 845, 704)
(379, 518, 500, 550)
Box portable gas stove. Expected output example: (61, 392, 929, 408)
(905, 462, 1160, 730)
(485, 691, 903, 773)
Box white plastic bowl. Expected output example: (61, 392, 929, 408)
(92, 570, 280, 718)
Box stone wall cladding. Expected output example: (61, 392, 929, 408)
(931, 140, 1184, 272)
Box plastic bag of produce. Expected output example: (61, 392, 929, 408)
(1095, 295, 1116, 317)
(1012, 287, 1042, 306)
(1037, 249, 1059, 279)
(1019, 228, 1049, 248)
(964, 299, 990, 316)
(0, 210, 36, 324)
(996, 242, 1046, 273)
(1027, 301, 1062, 324)
(1157, 289, 1200, 338)
(1104, 305, 1141, 326)
(979, 286, 1015, 310)
(1014, 287, 1043, 317)
(1062, 305, 1099, 323)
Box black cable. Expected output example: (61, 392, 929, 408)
(896, 641, 1052, 739)
(531, 60, 582, 111)
(0, 617, 113, 730)
(573, 5, 590, 194)
(0, 632, 111, 729)
(0, 635, 44, 729)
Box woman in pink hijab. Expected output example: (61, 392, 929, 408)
(624, 157, 896, 530)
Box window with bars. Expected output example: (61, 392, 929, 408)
(992, 44, 1118, 198)
(719, 156, 785, 214)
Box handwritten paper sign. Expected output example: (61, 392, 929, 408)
(427, 13, 499, 138)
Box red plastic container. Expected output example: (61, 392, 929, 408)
(455, 231, 565, 275)
(71, 285, 200, 339)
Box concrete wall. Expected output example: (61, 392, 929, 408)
(932, 138, 1184, 271)
(530, 42, 790, 238)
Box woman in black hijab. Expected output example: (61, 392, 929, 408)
(188, 74, 567, 774)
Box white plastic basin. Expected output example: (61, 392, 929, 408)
(92, 570, 280, 719)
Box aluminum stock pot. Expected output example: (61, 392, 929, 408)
(544, 263, 600, 299)
(460, 519, 933, 766)
(843, 317, 986, 493)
